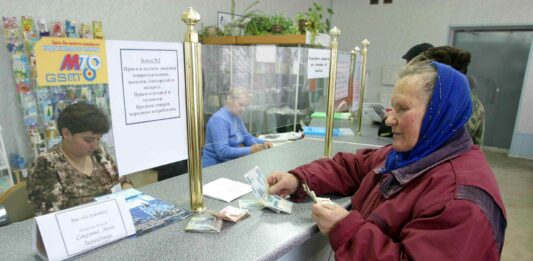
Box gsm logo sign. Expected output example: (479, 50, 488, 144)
(46, 53, 102, 83)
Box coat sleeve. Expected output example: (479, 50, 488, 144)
(329, 199, 500, 260)
(26, 157, 67, 215)
(207, 116, 250, 160)
(289, 148, 387, 198)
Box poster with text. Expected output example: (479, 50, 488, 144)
(335, 52, 351, 101)
(106, 40, 187, 175)
(307, 48, 330, 79)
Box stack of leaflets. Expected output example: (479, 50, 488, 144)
(206, 206, 249, 223)
(302, 183, 336, 205)
(95, 189, 192, 235)
(243, 166, 293, 214)
(303, 126, 355, 137)
(185, 213, 223, 233)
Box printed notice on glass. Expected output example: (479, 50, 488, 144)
(335, 52, 351, 100)
(307, 48, 330, 79)
(106, 40, 188, 175)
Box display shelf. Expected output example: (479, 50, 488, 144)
(201, 32, 330, 46)
(201, 36, 237, 45)
(236, 34, 306, 45)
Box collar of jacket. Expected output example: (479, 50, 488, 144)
(374, 128, 473, 199)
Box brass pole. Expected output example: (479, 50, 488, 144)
(348, 47, 356, 120)
(324, 26, 340, 158)
(356, 39, 370, 136)
(181, 7, 205, 212)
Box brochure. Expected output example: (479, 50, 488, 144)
(95, 188, 192, 235)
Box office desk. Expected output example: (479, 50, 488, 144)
(0, 139, 374, 261)
(308, 117, 392, 147)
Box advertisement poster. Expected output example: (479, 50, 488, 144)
(35, 37, 107, 86)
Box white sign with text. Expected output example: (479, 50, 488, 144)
(34, 198, 134, 261)
(106, 40, 188, 175)
(307, 48, 331, 79)
(352, 54, 363, 111)
(335, 52, 351, 100)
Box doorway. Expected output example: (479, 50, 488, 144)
(451, 27, 533, 149)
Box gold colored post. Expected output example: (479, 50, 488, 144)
(356, 39, 370, 136)
(324, 26, 340, 158)
(181, 7, 205, 212)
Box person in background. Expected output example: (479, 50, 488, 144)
(378, 42, 435, 137)
(202, 87, 273, 167)
(402, 42, 434, 62)
(423, 46, 485, 145)
(267, 59, 506, 260)
(27, 102, 132, 216)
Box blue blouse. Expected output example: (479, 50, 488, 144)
(202, 106, 264, 167)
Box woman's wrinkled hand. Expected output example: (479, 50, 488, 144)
(267, 171, 299, 197)
(251, 144, 265, 154)
(311, 203, 350, 236)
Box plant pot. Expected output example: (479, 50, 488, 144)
(298, 19, 307, 34)
(206, 26, 218, 37)
(230, 25, 243, 36)
(271, 24, 284, 34)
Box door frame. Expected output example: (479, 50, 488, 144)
(448, 25, 533, 150)
(448, 25, 533, 46)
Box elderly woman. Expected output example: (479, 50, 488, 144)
(202, 87, 272, 167)
(267, 60, 506, 260)
(27, 102, 132, 215)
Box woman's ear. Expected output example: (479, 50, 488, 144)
(61, 128, 71, 138)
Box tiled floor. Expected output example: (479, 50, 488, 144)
(483, 150, 533, 260)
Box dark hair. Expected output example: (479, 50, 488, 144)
(57, 102, 110, 137)
(423, 46, 471, 74)
(402, 43, 434, 61)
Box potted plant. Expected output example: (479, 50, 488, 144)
(269, 14, 293, 35)
(295, 12, 307, 34)
(244, 13, 271, 35)
(300, 2, 334, 43)
(228, 0, 260, 36)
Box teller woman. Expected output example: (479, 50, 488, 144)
(27, 102, 132, 216)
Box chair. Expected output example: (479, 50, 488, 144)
(0, 181, 35, 223)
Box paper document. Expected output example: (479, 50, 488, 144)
(203, 178, 252, 202)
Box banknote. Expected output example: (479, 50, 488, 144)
(238, 199, 265, 210)
(243, 166, 293, 214)
(185, 213, 223, 233)
(302, 182, 335, 205)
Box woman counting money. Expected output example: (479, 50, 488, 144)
(267, 58, 506, 260)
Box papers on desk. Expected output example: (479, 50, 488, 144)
(203, 178, 252, 202)
(95, 189, 192, 235)
(303, 126, 355, 137)
(259, 132, 303, 146)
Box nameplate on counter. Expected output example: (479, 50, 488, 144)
(33, 198, 135, 261)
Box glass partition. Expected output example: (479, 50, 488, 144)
(201, 44, 335, 167)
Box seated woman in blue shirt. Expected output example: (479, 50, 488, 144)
(202, 87, 273, 167)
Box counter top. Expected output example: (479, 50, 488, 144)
(0, 139, 373, 261)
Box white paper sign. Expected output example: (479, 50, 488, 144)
(256, 45, 276, 63)
(352, 54, 363, 111)
(307, 48, 330, 79)
(335, 52, 351, 100)
(106, 40, 188, 175)
(34, 198, 135, 261)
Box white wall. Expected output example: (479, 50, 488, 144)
(332, 0, 533, 104)
(0, 0, 327, 161)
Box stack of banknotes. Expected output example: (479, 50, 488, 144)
(243, 166, 293, 214)
(206, 206, 249, 223)
(302, 183, 336, 205)
(185, 213, 223, 233)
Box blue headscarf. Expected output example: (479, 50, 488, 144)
(381, 61, 473, 173)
